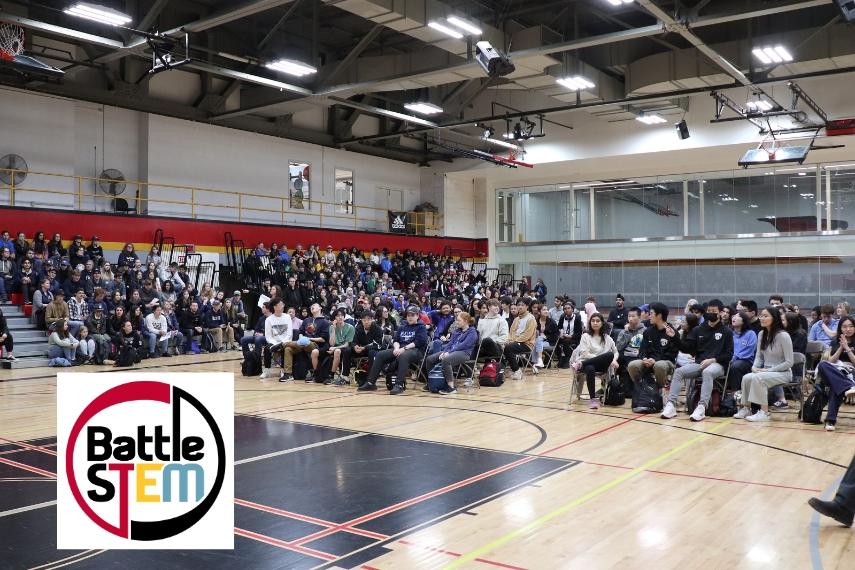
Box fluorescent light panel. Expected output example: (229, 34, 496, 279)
(746, 100, 773, 112)
(65, 2, 132, 26)
(266, 59, 317, 76)
(446, 16, 482, 35)
(428, 21, 464, 39)
(484, 137, 519, 150)
(404, 102, 443, 115)
(753, 45, 793, 65)
(636, 114, 667, 125)
(557, 76, 595, 90)
(607, 0, 634, 4)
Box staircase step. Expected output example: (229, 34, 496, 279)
(13, 337, 48, 346)
(1, 357, 51, 369)
(12, 346, 48, 357)
(5, 316, 33, 326)
(0, 308, 24, 317)
(11, 331, 48, 340)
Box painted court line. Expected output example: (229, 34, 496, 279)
(0, 456, 56, 479)
(234, 526, 336, 561)
(0, 499, 57, 519)
(234, 433, 366, 465)
(0, 436, 58, 456)
(809, 475, 842, 570)
(584, 461, 824, 493)
(29, 550, 106, 570)
(440, 420, 734, 569)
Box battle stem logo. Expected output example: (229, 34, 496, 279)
(58, 373, 234, 550)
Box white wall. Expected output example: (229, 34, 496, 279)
(442, 175, 487, 239)
(0, 86, 424, 234)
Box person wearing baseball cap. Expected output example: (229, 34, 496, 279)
(85, 302, 110, 363)
(87, 235, 104, 268)
(358, 305, 427, 395)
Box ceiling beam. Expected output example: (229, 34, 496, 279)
(138, 0, 173, 32)
(318, 24, 383, 89)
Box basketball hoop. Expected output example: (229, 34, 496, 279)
(0, 22, 25, 62)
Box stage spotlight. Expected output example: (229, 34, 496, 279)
(676, 119, 690, 140)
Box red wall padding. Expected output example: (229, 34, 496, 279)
(0, 207, 488, 255)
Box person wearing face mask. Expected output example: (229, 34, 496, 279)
(662, 299, 734, 423)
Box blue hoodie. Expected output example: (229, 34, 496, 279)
(442, 326, 479, 357)
(429, 310, 455, 336)
(395, 321, 428, 351)
(732, 329, 757, 361)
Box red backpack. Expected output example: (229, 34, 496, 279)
(478, 360, 504, 387)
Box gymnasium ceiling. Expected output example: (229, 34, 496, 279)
(0, 0, 851, 164)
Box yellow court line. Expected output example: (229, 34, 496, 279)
(442, 419, 734, 569)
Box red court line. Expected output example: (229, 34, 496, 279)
(236, 498, 524, 569)
(0, 456, 57, 479)
(234, 527, 336, 561)
(584, 461, 823, 493)
(537, 415, 640, 456)
(0, 436, 58, 456)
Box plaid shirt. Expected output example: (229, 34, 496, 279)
(68, 298, 90, 321)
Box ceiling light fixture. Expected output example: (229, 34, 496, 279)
(64, 2, 132, 26)
(557, 76, 595, 91)
(404, 102, 443, 115)
(446, 16, 482, 35)
(428, 21, 464, 39)
(607, 0, 634, 5)
(484, 137, 519, 150)
(636, 114, 667, 125)
(746, 100, 773, 112)
(265, 59, 317, 77)
(752, 45, 794, 65)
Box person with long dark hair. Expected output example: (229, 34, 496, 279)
(814, 315, 855, 431)
(571, 312, 618, 409)
(726, 311, 757, 391)
(733, 306, 793, 422)
(771, 312, 808, 409)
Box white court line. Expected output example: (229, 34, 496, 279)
(234, 433, 366, 466)
(0, 499, 57, 518)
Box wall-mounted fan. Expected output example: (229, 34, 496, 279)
(0, 154, 28, 186)
(98, 168, 126, 195)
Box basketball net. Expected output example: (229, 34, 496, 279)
(0, 22, 25, 62)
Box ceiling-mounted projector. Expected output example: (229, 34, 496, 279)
(475, 41, 515, 77)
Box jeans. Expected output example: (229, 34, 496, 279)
(727, 358, 753, 391)
(424, 350, 470, 388)
(241, 335, 267, 356)
(503, 342, 531, 371)
(667, 361, 726, 408)
(68, 320, 83, 337)
(365, 348, 423, 387)
(0, 331, 13, 354)
(145, 332, 169, 355)
(182, 328, 201, 351)
(49, 344, 76, 361)
(817, 361, 855, 423)
(0, 277, 8, 299)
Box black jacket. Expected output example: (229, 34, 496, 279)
(282, 286, 302, 310)
(536, 317, 560, 345)
(607, 306, 629, 330)
(557, 312, 583, 346)
(354, 322, 383, 349)
(678, 320, 734, 367)
(638, 324, 680, 363)
(180, 310, 204, 331)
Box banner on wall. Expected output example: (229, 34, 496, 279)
(388, 211, 408, 234)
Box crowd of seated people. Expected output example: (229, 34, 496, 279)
(3, 230, 853, 429)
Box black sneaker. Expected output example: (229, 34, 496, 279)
(162, 352, 173, 358)
(390, 384, 406, 395)
(808, 498, 854, 527)
(279, 372, 293, 382)
(358, 382, 377, 391)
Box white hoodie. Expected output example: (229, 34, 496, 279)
(477, 314, 509, 345)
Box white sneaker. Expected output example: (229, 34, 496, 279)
(661, 401, 677, 419)
(746, 409, 770, 422)
(825, 423, 836, 432)
(733, 407, 751, 419)
(689, 403, 706, 422)
(512, 369, 523, 381)
(534, 360, 545, 368)
(259, 368, 270, 380)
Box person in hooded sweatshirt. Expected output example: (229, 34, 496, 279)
(359, 306, 427, 395)
(423, 312, 479, 394)
(477, 299, 509, 360)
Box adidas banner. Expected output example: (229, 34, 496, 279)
(388, 211, 408, 234)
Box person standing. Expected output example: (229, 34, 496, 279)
(810, 455, 855, 527)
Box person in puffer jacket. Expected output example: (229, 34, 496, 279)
(423, 313, 479, 394)
(359, 306, 428, 395)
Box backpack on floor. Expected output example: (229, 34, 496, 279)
(241, 349, 262, 377)
(427, 364, 447, 393)
(713, 390, 738, 417)
(602, 375, 626, 406)
(631, 376, 663, 414)
(201, 331, 216, 353)
(800, 387, 828, 424)
(478, 360, 504, 387)
(115, 345, 137, 367)
(686, 380, 700, 413)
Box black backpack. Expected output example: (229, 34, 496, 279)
(602, 376, 626, 406)
(115, 344, 137, 367)
(714, 391, 738, 417)
(800, 387, 828, 424)
(241, 349, 262, 377)
(201, 331, 216, 353)
(631, 377, 663, 414)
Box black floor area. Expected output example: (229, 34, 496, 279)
(0, 416, 577, 569)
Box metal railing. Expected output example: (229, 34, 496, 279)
(0, 168, 443, 235)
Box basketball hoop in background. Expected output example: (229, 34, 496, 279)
(0, 22, 25, 62)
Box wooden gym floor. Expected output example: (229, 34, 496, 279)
(1, 353, 854, 569)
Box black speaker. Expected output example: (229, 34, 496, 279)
(675, 119, 690, 140)
(836, 0, 855, 22)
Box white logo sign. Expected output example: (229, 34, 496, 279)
(57, 373, 234, 550)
